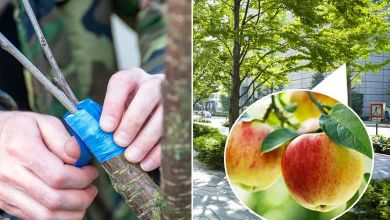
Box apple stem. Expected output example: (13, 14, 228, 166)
(263, 95, 298, 129)
(307, 91, 328, 115)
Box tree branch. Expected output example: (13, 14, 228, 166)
(21, 0, 78, 104)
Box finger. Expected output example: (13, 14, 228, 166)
(0, 200, 30, 220)
(114, 79, 161, 147)
(35, 115, 79, 164)
(140, 143, 161, 172)
(100, 70, 145, 132)
(124, 105, 162, 163)
(0, 183, 85, 220)
(64, 137, 81, 163)
(11, 166, 97, 211)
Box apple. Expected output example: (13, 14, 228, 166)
(226, 121, 284, 192)
(281, 132, 364, 212)
(288, 91, 338, 122)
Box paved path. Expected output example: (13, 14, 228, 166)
(193, 158, 259, 219)
(373, 153, 390, 179)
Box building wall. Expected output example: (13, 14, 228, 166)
(285, 59, 390, 117)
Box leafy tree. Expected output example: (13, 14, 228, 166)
(351, 90, 364, 116)
(310, 72, 325, 89)
(194, 0, 390, 128)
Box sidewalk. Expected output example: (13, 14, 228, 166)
(193, 158, 259, 219)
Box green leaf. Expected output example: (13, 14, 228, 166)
(261, 128, 300, 153)
(319, 104, 373, 159)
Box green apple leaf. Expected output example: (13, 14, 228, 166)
(319, 104, 373, 159)
(261, 128, 300, 153)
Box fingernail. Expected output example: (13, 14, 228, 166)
(114, 131, 130, 147)
(100, 116, 116, 131)
(65, 138, 80, 160)
(125, 147, 142, 162)
(140, 159, 154, 171)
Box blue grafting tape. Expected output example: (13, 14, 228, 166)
(63, 99, 125, 165)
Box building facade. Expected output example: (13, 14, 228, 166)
(285, 56, 390, 117)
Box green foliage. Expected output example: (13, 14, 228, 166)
(193, 118, 212, 123)
(193, 124, 226, 170)
(371, 135, 390, 155)
(340, 179, 390, 220)
(194, 0, 390, 124)
(310, 72, 325, 89)
(351, 90, 364, 116)
(219, 93, 229, 112)
(320, 104, 372, 158)
(261, 128, 300, 153)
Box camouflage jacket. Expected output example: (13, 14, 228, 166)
(0, 0, 166, 219)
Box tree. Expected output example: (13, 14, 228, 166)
(281, 0, 390, 106)
(160, 0, 192, 218)
(194, 0, 305, 128)
(351, 90, 364, 117)
(310, 72, 325, 89)
(194, 0, 390, 128)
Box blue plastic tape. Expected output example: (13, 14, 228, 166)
(63, 99, 125, 166)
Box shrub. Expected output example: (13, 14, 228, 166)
(340, 179, 390, 220)
(193, 123, 226, 170)
(193, 118, 211, 123)
(193, 123, 220, 138)
(371, 135, 390, 155)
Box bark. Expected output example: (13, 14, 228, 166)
(347, 64, 352, 107)
(229, 0, 242, 129)
(102, 155, 161, 219)
(160, 0, 192, 219)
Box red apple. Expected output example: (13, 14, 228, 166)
(281, 133, 364, 212)
(226, 121, 284, 192)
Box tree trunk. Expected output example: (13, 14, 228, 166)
(229, 0, 241, 129)
(160, 0, 192, 218)
(346, 64, 352, 107)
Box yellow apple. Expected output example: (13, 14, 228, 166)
(288, 91, 338, 122)
(226, 121, 284, 192)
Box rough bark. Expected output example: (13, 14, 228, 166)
(160, 0, 192, 218)
(229, 0, 242, 129)
(102, 155, 161, 219)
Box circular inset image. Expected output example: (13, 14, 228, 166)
(224, 90, 373, 220)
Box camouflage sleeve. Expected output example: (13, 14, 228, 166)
(113, 0, 167, 75)
(0, 90, 18, 111)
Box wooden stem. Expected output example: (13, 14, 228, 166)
(160, 0, 192, 218)
(0, 33, 77, 113)
(21, 0, 79, 104)
(102, 154, 161, 220)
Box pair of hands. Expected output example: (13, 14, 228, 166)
(0, 68, 163, 219)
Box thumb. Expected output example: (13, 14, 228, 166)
(35, 114, 79, 164)
(64, 136, 81, 163)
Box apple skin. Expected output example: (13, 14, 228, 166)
(226, 120, 284, 192)
(288, 91, 338, 122)
(281, 133, 364, 212)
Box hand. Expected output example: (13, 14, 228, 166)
(100, 68, 164, 172)
(0, 112, 98, 220)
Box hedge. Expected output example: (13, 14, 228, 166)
(371, 135, 390, 155)
(340, 179, 390, 220)
(193, 123, 226, 170)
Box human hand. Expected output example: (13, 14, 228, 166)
(0, 112, 98, 220)
(99, 68, 164, 172)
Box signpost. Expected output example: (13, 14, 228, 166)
(370, 102, 385, 135)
